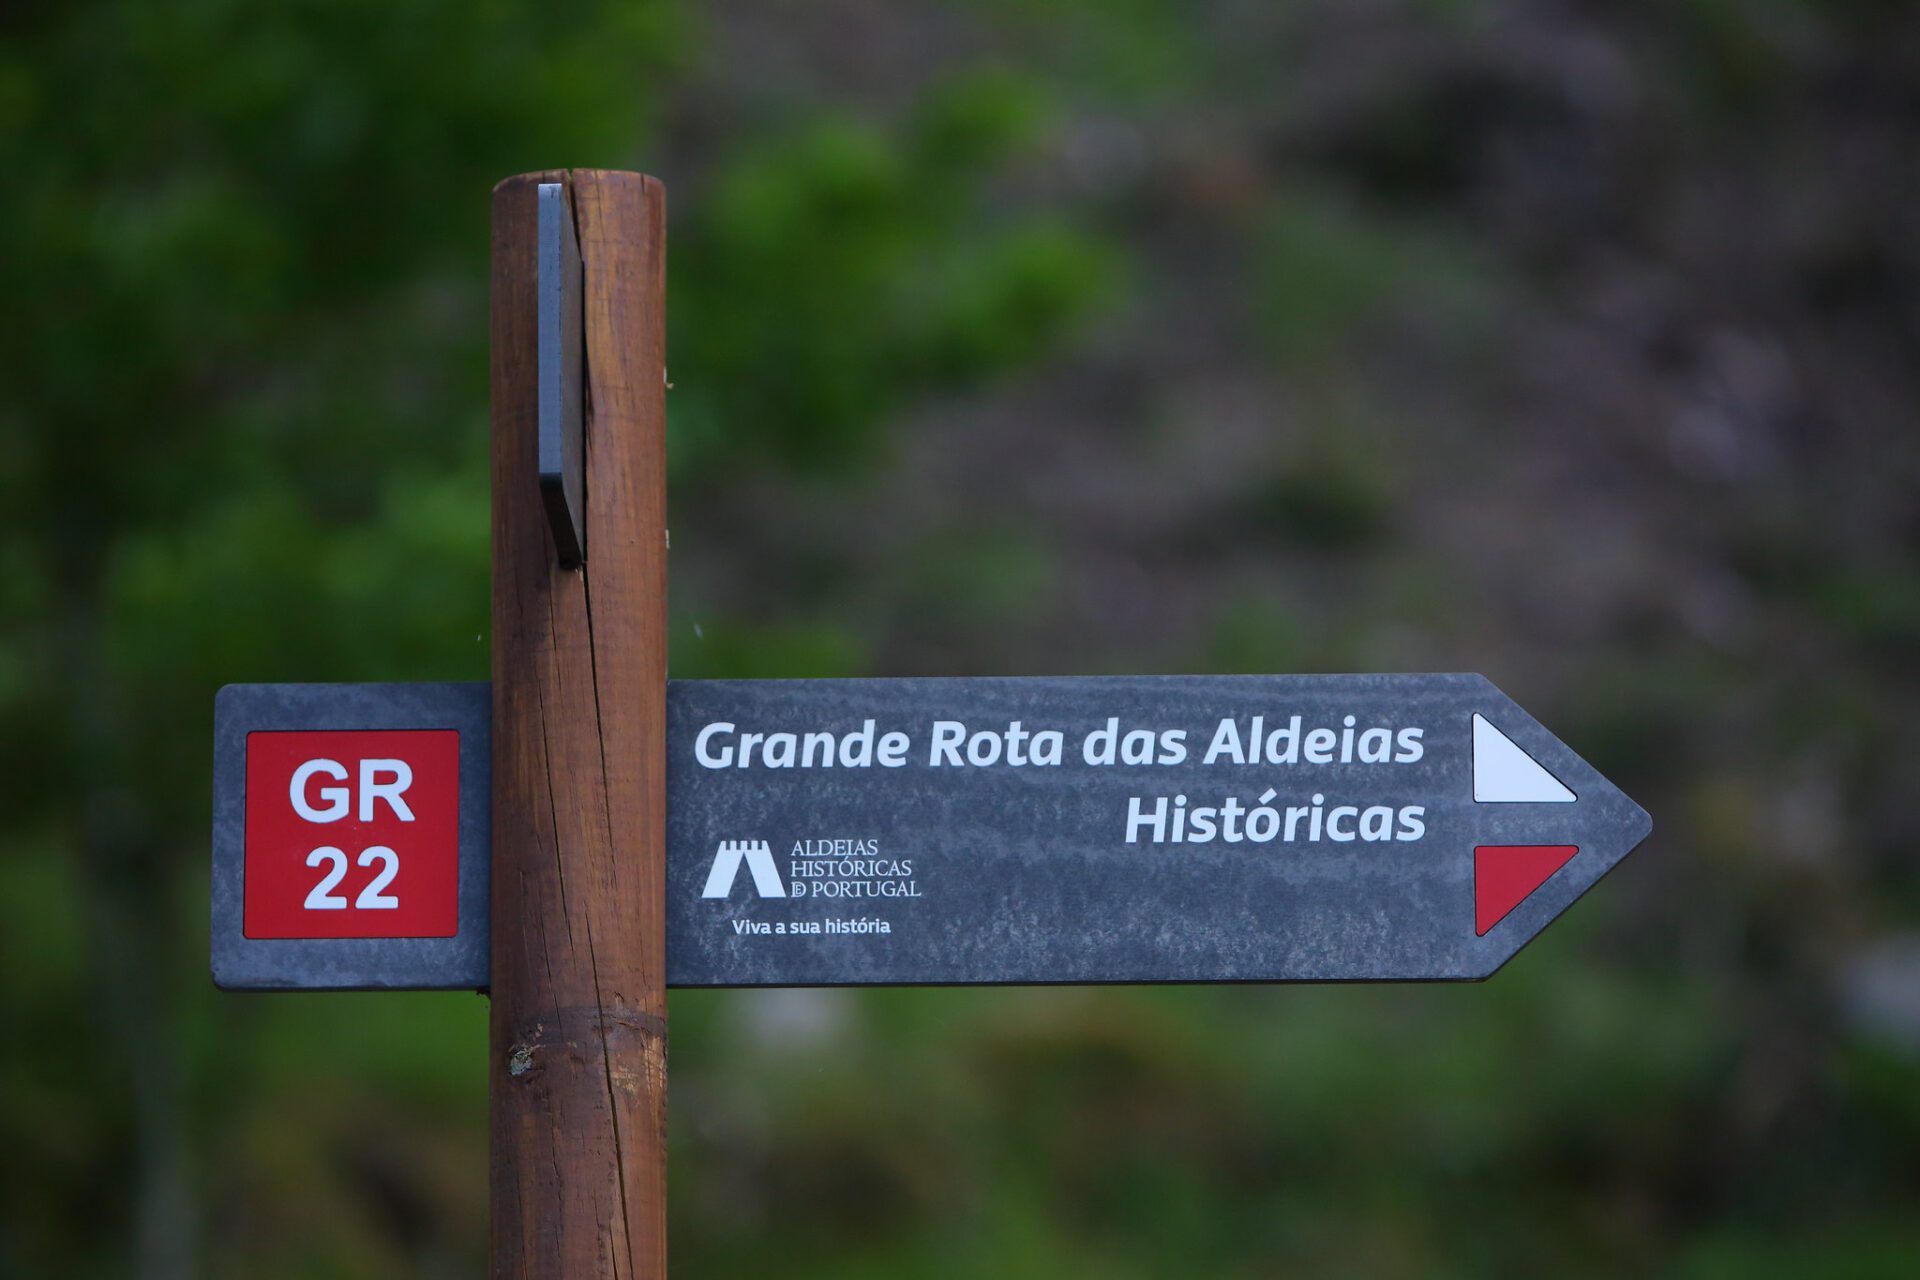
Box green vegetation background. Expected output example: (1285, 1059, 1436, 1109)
(4, 1, 1918, 1276)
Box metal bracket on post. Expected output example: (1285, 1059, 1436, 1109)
(537, 181, 585, 567)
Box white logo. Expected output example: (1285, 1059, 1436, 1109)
(700, 839, 786, 899)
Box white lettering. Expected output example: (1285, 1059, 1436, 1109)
(1125, 795, 1167, 843)
(357, 759, 414, 822)
(694, 722, 735, 768)
(290, 759, 350, 823)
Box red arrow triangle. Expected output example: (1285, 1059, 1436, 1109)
(1475, 845, 1578, 936)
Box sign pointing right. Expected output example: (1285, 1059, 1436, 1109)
(667, 673, 1653, 986)
(212, 672, 1653, 989)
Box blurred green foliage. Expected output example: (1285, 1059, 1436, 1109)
(674, 73, 1119, 473)
(4, 0, 1919, 1277)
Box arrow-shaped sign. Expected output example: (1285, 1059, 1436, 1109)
(667, 673, 1649, 985)
(212, 674, 1649, 989)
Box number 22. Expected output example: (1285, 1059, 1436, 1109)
(303, 846, 401, 910)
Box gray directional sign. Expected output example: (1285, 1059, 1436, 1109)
(668, 674, 1649, 985)
(213, 674, 1648, 989)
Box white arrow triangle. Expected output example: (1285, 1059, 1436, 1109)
(1473, 713, 1575, 803)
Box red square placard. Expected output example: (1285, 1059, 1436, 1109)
(244, 729, 460, 939)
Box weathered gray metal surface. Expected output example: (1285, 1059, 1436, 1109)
(666, 674, 1649, 986)
(212, 675, 1649, 990)
(535, 181, 584, 566)
(210, 683, 491, 991)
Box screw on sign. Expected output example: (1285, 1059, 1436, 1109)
(242, 730, 459, 938)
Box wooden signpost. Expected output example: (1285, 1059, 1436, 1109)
(209, 170, 1651, 1279)
(489, 170, 668, 1280)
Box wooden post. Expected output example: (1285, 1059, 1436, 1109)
(489, 170, 669, 1279)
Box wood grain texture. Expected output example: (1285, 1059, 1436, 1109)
(490, 169, 668, 1280)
